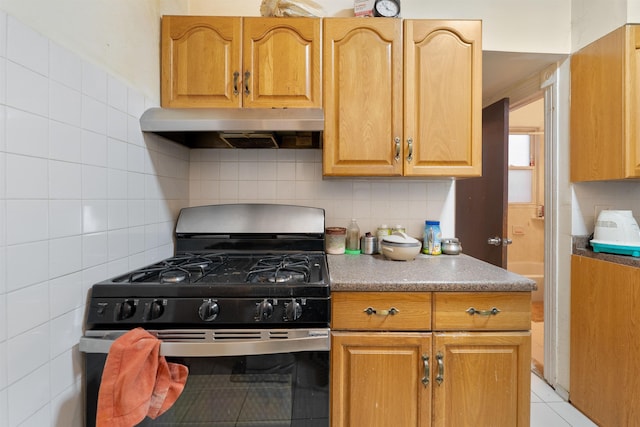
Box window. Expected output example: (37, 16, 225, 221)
(508, 132, 539, 204)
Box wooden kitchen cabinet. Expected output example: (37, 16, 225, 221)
(331, 291, 531, 427)
(322, 19, 482, 177)
(570, 24, 640, 181)
(570, 255, 640, 426)
(161, 16, 321, 108)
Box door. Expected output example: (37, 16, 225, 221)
(432, 332, 531, 427)
(323, 18, 403, 176)
(331, 332, 431, 427)
(455, 98, 509, 267)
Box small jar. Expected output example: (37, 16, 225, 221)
(442, 238, 462, 255)
(326, 227, 346, 254)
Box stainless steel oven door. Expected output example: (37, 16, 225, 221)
(80, 329, 330, 427)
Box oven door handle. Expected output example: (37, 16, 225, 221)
(79, 330, 330, 357)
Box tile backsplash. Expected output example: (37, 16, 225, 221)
(189, 148, 456, 239)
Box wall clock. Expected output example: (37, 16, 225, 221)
(373, 0, 400, 17)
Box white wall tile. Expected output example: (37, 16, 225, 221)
(127, 199, 145, 227)
(49, 160, 82, 199)
(128, 225, 146, 255)
(6, 200, 48, 245)
(107, 138, 127, 170)
(81, 231, 108, 268)
(7, 364, 50, 427)
(49, 236, 82, 279)
(81, 61, 107, 102)
(127, 171, 145, 199)
(49, 349, 82, 402)
(127, 143, 145, 173)
(49, 120, 81, 163)
(108, 228, 128, 261)
(5, 107, 48, 157)
(7, 282, 49, 338)
(49, 200, 82, 238)
(108, 168, 128, 200)
(5, 61, 48, 116)
(107, 75, 128, 111)
(107, 106, 128, 141)
(108, 199, 128, 230)
(49, 308, 83, 358)
(49, 273, 82, 319)
(7, 323, 49, 384)
(81, 95, 107, 135)
(81, 129, 107, 167)
(0, 10, 6, 58)
(49, 41, 82, 91)
(82, 200, 108, 233)
(81, 165, 107, 200)
(6, 241, 48, 292)
(0, 340, 6, 388)
(6, 16, 48, 76)
(50, 81, 81, 126)
(0, 59, 6, 106)
(127, 86, 145, 118)
(0, 389, 6, 427)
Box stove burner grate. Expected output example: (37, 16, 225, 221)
(122, 253, 227, 284)
(246, 254, 313, 284)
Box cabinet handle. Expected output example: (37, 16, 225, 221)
(421, 354, 430, 387)
(244, 71, 251, 95)
(406, 138, 413, 163)
(394, 137, 401, 161)
(233, 71, 240, 96)
(363, 306, 399, 316)
(436, 352, 444, 385)
(466, 307, 501, 316)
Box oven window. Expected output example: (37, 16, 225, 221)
(86, 352, 329, 427)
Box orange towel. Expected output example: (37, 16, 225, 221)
(96, 327, 188, 427)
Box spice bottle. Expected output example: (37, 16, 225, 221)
(345, 219, 361, 254)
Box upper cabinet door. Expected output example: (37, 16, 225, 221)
(162, 16, 242, 108)
(243, 17, 321, 108)
(404, 20, 482, 177)
(161, 16, 321, 109)
(323, 18, 403, 176)
(571, 24, 640, 181)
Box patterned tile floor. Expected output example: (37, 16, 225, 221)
(531, 373, 597, 427)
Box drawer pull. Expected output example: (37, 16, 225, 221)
(466, 307, 501, 316)
(363, 307, 399, 316)
(421, 354, 430, 387)
(436, 352, 444, 385)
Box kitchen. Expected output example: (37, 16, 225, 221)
(1, 0, 639, 426)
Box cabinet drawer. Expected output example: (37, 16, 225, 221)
(331, 292, 431, 331)
(433, 292, 531, 331)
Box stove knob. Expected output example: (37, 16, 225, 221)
(198, 299, 219, 322)
(116, 300, 136, 321)
(285, 300, 302, 321)
(145, 299, 165, 321)
(256, 299, 273, 321)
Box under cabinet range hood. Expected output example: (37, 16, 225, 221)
(139, 107, 324, 149)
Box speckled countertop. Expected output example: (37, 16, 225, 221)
(573, 235, 640, 267)
(328, 253, 536, 292)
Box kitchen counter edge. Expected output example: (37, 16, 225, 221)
(327, 253, 536, 292)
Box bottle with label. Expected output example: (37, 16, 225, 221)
(376, 224, 390, 254)
(423, 220, 442, 255)
(345, 219, 361, 254)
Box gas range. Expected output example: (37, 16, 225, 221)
(84, 204, 330, 330)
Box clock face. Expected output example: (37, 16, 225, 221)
(374, 0, 399, 17)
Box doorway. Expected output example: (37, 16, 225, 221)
(507, 97, 545, 377)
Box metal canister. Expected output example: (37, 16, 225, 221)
(361, 233, 378, 255)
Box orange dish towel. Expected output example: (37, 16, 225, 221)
(96, 327, 188, 427)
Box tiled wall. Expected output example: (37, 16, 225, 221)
(572, 181, 640, 236)
(189, 149, 456, 239)
(0, 12, 190, 427)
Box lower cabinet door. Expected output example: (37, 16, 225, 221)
(331, 332, 432, 427)
(432, 332, 531, 427)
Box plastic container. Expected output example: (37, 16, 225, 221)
(422, 220, 442, 255)
(326, 227, 346, 254)
(345, 219, 361, 254)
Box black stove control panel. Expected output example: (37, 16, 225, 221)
(86, 296, 330, 328)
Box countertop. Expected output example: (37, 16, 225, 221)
(573, 235, 640, 268)
(327, 253, 536, 292)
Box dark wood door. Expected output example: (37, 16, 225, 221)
(455, 98, 509, 267)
